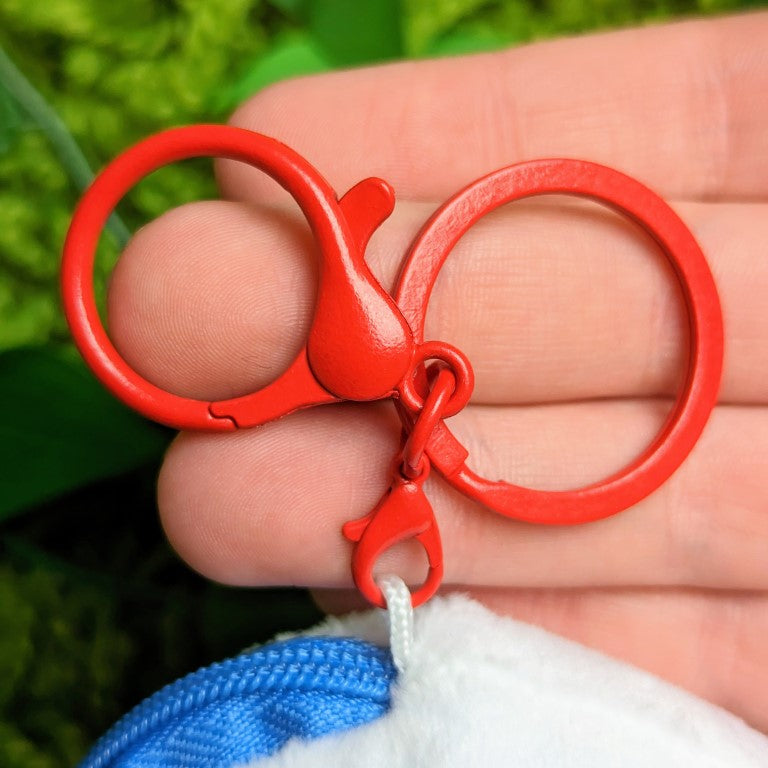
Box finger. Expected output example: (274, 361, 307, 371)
(108, 197, 768, 404)
(311, 588, 368, 616)
(455, 586, 768, 734)
(156, 400, 768, 593)
(219, 13, 768, 205)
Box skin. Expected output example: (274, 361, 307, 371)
(108, 12, 768, 731)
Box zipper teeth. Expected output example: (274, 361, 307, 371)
(79, 636, 394, 768)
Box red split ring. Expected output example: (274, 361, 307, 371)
(394, 159, 724, 525)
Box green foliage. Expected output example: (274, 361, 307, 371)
(213, 31, 332, 112)
(0, 346, 169, 519)
(0, 564, 131, 765)
(308, 0, 403, 64)
(0, 0, 267, 350)
(404, 0, 495, 55)
(0, 83, 28, 152)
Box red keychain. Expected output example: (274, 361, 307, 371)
(62, 125, 724, 607)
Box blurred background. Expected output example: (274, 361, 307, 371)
(0, 0, 763, 764)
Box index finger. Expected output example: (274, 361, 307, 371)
(219, 12, 768, 204)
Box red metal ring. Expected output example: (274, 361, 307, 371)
(402, 366, 456, 478)
(394, 159, 724, 525)
(400, 341, 474, 417)
(61, 125, 349, 432)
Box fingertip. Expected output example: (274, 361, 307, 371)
(158, 431, 250, 584)
(106, 199, 316, 401)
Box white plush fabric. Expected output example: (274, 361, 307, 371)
(249, 594, 768, 768)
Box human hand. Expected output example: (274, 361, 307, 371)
(107, 12, 768, 731)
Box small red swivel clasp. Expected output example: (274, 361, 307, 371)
(342, 454, 443, 609)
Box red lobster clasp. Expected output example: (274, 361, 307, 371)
(342, 456, 443, 609)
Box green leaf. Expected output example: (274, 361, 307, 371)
(0, 82, 28, 153)
(212, 31, 332, 112)
(0, 345, 169, 520)
(0, 45, 130, 247)
(308, 0, 403, 65)
(0, 572, 34, 708)
(424, 23, 511, 56)
(266, 0, 308, 18)
(402, 0, 495, 56)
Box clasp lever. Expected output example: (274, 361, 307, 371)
(342, 456, 443, 608)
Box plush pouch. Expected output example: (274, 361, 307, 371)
(79, 595, 768, 768)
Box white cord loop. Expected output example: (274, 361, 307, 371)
(378, 575, 414, 674)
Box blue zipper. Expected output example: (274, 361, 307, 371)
(78, 636, 396, 768)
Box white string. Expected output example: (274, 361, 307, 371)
(378, 575, 414, 674)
